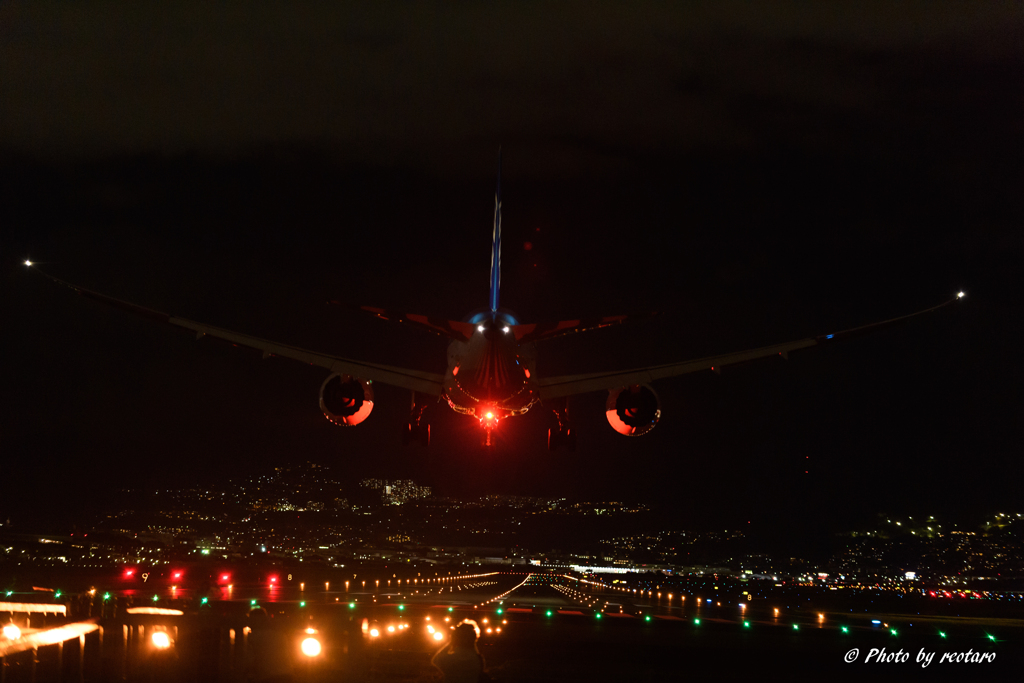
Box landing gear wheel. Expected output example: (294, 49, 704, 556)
(404, 423, 430, 447)
(548, 428, 576, 452)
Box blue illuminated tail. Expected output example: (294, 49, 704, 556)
(489, 150, 502, 313)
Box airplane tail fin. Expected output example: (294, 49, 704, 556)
(489, 149, 502, 314)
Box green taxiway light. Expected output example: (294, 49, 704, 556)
(201, 597, 209, 605)
(496, 608, 503, 614)
(546, 610, 552, 617)
(103, 593, 111, 601)
(250, 600, 258, 606)
(448, 607, 453, 612)
(987, 634, 996, 641)
(595, 613, 602, 619)
(645, 615, 651, 622)
(398, 604, 405, 610)
(694, 619, 700, 625)
(152, 595, 159, 602)
(348, 602, 356, 609)
(841, 626, 849, 633)
(299, 601, 306, 607)
(939, 632, 946, 638)
(890, 629, 897, 636)
(744, 621, 750, 628)
(5, 591, 11, 597)
(792, 624, 799, 630)
(54, 591, 62, 599)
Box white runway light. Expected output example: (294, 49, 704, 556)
(301, 637, 322, 657)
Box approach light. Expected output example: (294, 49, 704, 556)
(433, 631, 444, 641)
(301, 637, 322, 657)
(387, 625, 395, 632)
(151, 632, 171, 649)
(369, 628, 380, 638)
(3, 624, 21, 640)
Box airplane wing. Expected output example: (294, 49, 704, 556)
(30, 267, 445, 396)
(537, 294, 964, 400)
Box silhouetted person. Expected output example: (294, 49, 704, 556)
(431, 620, 487, 682)
(245, 608, 294, 683)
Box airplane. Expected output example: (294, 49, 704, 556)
(24, 154, 965, 450)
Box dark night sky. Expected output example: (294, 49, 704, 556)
(2, 2, 1022, 550)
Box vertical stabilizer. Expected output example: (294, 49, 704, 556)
(489, 150, 502, 313)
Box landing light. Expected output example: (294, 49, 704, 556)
(477, 325, 485, 332)
(24, 260, 32, 266)
(957, 291, 965, 299)
(502, 326, 509, 333)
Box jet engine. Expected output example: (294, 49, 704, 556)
(319, 374, 374, 426)
(606, 384, 661, 436)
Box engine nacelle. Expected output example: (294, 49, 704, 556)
(319, 374, 374, 426)
(606, 384, 661, 436)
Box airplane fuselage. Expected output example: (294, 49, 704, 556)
(442, 314, 540, 427)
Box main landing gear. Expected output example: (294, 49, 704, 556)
(402, 392, 430, 446)
(547, 398, 576, 451)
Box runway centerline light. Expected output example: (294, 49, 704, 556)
(301, 637, 322, 657)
